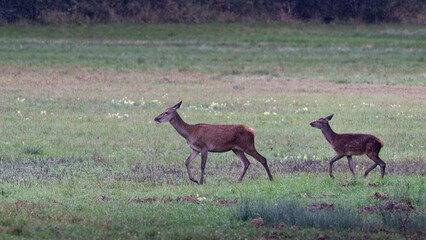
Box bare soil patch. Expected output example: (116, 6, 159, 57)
(368, 183, 384, 188)
(250, 217, 264, 228)
(306, 202, 335, 211)
(231, 75, 426, 97)
(361, 201, 415, 213)
(312, 233, 330, 240)
(92, 195, 236, 205)
(275, 222, 287, 229)
(15, 200, 34, 213)
(93, 195, 113, 204)
(1, 67, 424, 101)
(380, 201, 415, 212)
(296, 193, 335, 199)
(14, 200, 81, 223)
(274, 159, 425, 176)
(177, 195, 200, 203)
(0, 67, 212, 100)
(339, 181, 357, 187)
(361, 204, 379, 213)
(213, 198, 238, 205)
(370, 192, 388, 200)
(129, 197, 173, 203)
(267, 231, 286, 240)
(1, 157, 424, 186)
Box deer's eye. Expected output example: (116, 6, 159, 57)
(165, 111, 169, 114)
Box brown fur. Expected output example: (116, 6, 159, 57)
(310, 114, 386, 178)
(330, 133, 383, 156)
(187, 124, 256, 153)
(154, 101, 273, 184)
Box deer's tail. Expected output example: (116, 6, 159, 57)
(244, 126, 256, 136)
(376, 137, 384, 147)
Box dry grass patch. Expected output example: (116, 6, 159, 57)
(1, 66, 425, 102)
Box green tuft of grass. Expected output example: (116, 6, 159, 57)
(234, 197, 425, 233)
(22, 145, 43, 155)
(235, 198, 364, 228)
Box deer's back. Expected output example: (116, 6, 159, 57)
(188, 124, 255, 152)
(332, 133, 383, 156)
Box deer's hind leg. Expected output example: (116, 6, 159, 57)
(199, 149, 208, 185)
(245, 147, 273, 181)
(365, 143, 386, 178)
(365, 154, 386, 178)
(232, 149, 251, 182)
(364, 163, 378, 178)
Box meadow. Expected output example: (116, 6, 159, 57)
(0, 23, 425, 239)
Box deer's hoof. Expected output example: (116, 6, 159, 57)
(190, 178, 199, 184)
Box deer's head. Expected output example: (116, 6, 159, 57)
(310, 114, 333, 129)
(154, 101, 182, 124)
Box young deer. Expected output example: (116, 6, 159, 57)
(154, 101, 273, 185)
(310, 114, 386, 178)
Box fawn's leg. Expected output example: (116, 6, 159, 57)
(329, 154, 344, 178)
(347, 156, 355, 177)
(365, 143, 386, 178)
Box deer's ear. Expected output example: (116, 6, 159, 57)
(172, 101, 182, 110)
(326, 114, 334, 121)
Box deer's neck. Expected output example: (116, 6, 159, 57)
(321, 123, 337, 144)
(169, 112, 192, 139)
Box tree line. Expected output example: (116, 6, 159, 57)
(1, 0, 424, 24)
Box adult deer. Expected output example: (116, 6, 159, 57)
(154, 101, 274, 185)
(310, 114, 386, 178)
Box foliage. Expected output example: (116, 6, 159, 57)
(0, 0, 425, 24)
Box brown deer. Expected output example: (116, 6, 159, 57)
(310, 114, 386, 178)
(154, 101, 274, 185)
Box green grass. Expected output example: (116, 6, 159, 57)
(0, 175, 424, 239)
(0, 23, 425, 85)
(0, 23, 425, 239)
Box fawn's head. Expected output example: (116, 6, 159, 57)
(310, 114, 334, 129)
(154, 101, 182, 124)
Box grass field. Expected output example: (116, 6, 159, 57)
(0, 23, 425, 239)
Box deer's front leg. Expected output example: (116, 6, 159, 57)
(199, 149, 208, 185)
(329, 154, 344, 178)
(185, 150, 200, 184)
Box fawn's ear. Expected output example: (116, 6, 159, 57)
(172, 101, 182, 110)
(326, 114, 334, 121)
